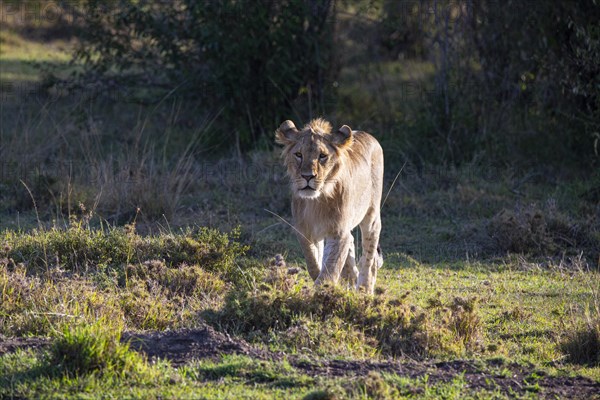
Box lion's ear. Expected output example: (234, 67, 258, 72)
(275, 120, 298, 145)
(332, 125, 353, 148)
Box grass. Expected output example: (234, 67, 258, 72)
(0, 222, 246, 334)
(0, 28, 72, 82)
(205, 276, 483, 358)
(1, 350, 556, 399)
(1, 25, 600, 398)
(382, 260, 600, 367)
(48, 319, 149, 378)
(0, 204, 597, 397)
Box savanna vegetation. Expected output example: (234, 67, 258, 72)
(0, 0, 599, 398)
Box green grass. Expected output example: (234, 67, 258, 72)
(2, 350, 551, 399)
(1, 215, 597, 397)
(382, 260, 600, 369)
(0, 222, 246, 334)
(1, 350, 307, 400)
(0, 28, 72, 82)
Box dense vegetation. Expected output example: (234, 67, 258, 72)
(62, 0, 600, 166)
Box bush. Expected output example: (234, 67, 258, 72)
(486, 203, 599, 258)
(384, 0, 600, 167)
(70, 0, 337, 149)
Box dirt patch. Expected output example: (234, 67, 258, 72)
(123, 325, 273, 366)
(2, 328, 599, 399)
(123, 327, 600, 399)
(0, 335, 50, 355)
(294, 358, 600, 399)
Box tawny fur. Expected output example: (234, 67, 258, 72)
(275, 118, 384, 293)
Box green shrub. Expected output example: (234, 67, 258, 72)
(381, 0, 600, 167)
(48, 319, 148, 377)
(70, 0, 336, 149)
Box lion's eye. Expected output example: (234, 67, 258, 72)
(294, 152, 302, 158)
(319, 153, 328, 160)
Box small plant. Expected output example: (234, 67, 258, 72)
(353, 371, 400, 400)
(48, 319, 148, 377)
(448, 297, 483, 350)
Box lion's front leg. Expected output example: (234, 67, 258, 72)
(316, 234, 353, 285)
(298, 235, 323, 281)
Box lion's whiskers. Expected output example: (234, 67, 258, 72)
(263, 209, 310, 243)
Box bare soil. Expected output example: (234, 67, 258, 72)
(2, 327, 599, 399)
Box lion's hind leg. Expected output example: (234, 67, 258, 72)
(357, 213, 382, 294)
(340, 234, 358, 288)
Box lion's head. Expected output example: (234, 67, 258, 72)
(275, 118, 353, 199)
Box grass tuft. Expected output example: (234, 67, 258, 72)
(487, 203, 599, 258)
(48, 319, 150, 378)
(560, 318, 600, 366)
(353, 371, 400, 400)
(0, 223, 247, 335)
(1, 222, 247, 277)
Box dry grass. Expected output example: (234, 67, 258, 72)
(560, 278, 600, 366)
(207, 263, 484, 359)
(487, 202, 599, 257)
(0, 221, 246, 335)
(561, 317, 600, 366)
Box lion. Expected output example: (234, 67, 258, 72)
(275, 118, 384, 293)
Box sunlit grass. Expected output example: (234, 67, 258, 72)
(381, 260, 600, 378)
(0, 28, 72, 82)
(1, 350, 542, 399)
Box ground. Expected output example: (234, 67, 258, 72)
(2, 325, 599, 399)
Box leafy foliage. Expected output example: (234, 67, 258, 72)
(71, 0, 336, 149)
(407, 0, 600, 166)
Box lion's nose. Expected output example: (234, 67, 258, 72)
(301, 174, 315, 182)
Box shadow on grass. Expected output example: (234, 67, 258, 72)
(0, 350, 57, 397)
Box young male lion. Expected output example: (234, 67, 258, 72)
(275, 118, 384, 293)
